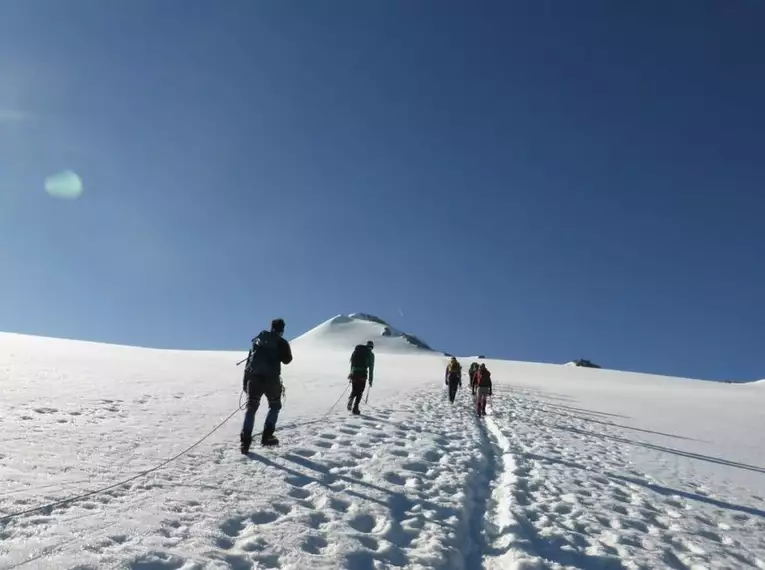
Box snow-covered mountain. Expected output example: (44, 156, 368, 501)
(292, 313, 439, 354)
(0, 325, 763, 569)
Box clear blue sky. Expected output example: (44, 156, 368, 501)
(1, 1, 763, 381)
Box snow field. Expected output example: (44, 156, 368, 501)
(1, 319, 764, 569)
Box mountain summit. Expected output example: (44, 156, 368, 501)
(291, 313, 439, 354)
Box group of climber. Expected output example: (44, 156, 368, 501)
(239, 318, 376, 454)
(444, 357, 493, 416)
(238, 317, 493, 454)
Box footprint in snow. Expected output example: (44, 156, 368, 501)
(349, 513, 379, 534)
(329, 497, 351, 512)
(271, 502, 292, 515)
(384, 472, 407, 486)
(126, 550, 187, 569)
(288, 487, 312, 500)
(293, 448, 318, 458)
(402, 461, 429, 474)
(250, 510, 280, 525)
(349, 450, 373, 460)
(355, 535, 380, 551)
(307, 512, 330, 529)
(422, 450, 443, 462)
(301, 534, 329, 554)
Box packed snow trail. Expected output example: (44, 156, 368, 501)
(478, 384, 765, 570)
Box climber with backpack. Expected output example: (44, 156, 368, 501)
(240, 318, 293, 453)
(347, 341, 375, 415)
(468, 362, 480, 395)
(475, 363, 493, 417)
(445, 357, 462, 403)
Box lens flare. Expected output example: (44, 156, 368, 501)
(45, 170, 83, 199)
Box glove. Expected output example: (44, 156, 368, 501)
(369, 381, 373, 387)
(347, 373, 352, 381)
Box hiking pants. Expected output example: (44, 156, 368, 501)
(448, 379, 460, 403)
(242, 372, 282, 437)
(349, 372, 368, 411)
(476, 387, 490, 416)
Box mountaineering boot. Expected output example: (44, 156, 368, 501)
(240, 433, 252, 454)
(261, 424, 279, 447)
(352, 407, 361, 416)
(347, 396, 353, 412)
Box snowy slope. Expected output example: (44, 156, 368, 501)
(293, 314, 439, 355)
(0, 319, 764, 570)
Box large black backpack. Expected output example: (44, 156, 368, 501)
(246, 331, 281, 377)
(350, 344, 369, 368)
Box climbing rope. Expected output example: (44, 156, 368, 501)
(0, 384, 351, 524)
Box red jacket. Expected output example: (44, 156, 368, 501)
(476, 368, 493, 393)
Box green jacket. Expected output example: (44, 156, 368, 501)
(350, 347, 375, 382)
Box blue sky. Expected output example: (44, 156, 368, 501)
(1, 1, 763, 381)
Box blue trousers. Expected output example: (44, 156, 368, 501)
(241, 373, 282, 438)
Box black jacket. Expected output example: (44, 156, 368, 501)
(245, 330, 293, 380)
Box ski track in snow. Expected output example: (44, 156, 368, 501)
(2, 383, 764, 569)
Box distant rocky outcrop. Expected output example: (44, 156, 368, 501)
(566, 359, 602, 369)
(350, 313, 435, 351)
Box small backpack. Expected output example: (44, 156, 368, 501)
(350, 344, 370, 369)
(245, 331, 281, 377)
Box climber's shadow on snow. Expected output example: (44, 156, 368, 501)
(527, 451, 765, 520)
(496, 384, 575, 403)
(542, 409, 705, 442)
(245, 452, 460, 531)
(536, 401, 630, 419)
(611, 473, 765, 519)
(561, 425, 765, 476)
(360, 413, 447, 439)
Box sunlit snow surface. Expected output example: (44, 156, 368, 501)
(1, 318, 763, 569)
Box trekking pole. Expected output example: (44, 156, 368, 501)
(236, 356, 247, 366)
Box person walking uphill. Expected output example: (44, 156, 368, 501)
(348, 341, 375, 415)
(240, 318, 293, 453)
(445, 357, 462, 403)
(475, 363, 493, 417)
(468, 362, 480, 395)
